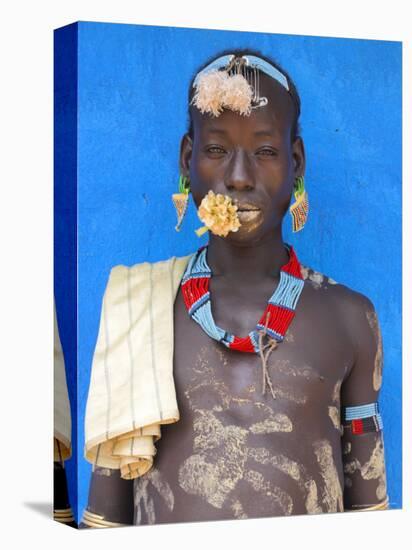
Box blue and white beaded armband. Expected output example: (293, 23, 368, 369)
(342, 402, 383, 435)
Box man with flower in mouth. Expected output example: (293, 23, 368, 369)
(81, 48, 389, 528)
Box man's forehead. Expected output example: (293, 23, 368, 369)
(205, 125, 279, 136)
(191, 103, 290, 137)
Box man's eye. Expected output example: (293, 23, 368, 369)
(257, 148, 277, 156)
(207, 146, 225, 154)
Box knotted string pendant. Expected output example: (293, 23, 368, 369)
(181, 243, 305, 398)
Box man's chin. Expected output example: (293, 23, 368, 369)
(219, 224, 268, 246)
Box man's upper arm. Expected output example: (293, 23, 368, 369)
(340, 291, 389, 511)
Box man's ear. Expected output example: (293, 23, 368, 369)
(292, 136, 305, 178)
(179, 133, 193, 177)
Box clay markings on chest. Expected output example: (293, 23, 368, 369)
(328, 380, 343, 433)
(267, 358, 317, 404)
(134, 467, 174, 525)
(313, 440, 344, 512)
(178, 346, 342, 516)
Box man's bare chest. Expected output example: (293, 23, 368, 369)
(133, 280, 353, 525)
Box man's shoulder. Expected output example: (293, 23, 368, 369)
(301, 262, 375, 319)
(300, 262, 339, 289)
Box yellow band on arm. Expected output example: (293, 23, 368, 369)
(345, 495, 389, 512)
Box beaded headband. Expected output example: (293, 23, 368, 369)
(191, 53, 290, 117)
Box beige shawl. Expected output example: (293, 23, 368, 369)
(84, 253, 193, 480)
(54, 300, 72, 462)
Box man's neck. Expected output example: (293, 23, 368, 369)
(205, 228, 289, 283)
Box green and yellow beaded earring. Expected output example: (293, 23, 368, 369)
(289, 175, 309, 232)
(172, 174, 191, 231)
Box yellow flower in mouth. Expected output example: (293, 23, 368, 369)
(196, 190, 241, 237)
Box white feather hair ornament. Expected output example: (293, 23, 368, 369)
(191, 69, 254, 117)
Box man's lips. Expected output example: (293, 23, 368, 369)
(235, 202, 262, 211)
(235, 202, 262, 224)
(237, 209, 262, 223)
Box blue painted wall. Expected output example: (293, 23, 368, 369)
(55, 21, 402, 523)
(54, 23, 78, 515)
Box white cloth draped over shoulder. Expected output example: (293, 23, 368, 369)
(84, 253, 194, 480)
(54, 300, 72, 463)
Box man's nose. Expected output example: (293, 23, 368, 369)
(224, 149, 255, 191)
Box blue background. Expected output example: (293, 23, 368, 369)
(54, 21, 402, 523)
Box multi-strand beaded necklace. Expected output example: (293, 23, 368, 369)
(181, 243, 305, 398)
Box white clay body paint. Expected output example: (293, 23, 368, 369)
(247, 446, 323, 514)
(176, 346, 328, 517)
(313, 439, 344, 513)
(134, 467, 174, 525)
(328, 380, 342, 432)
(366, 310, 383, 391)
